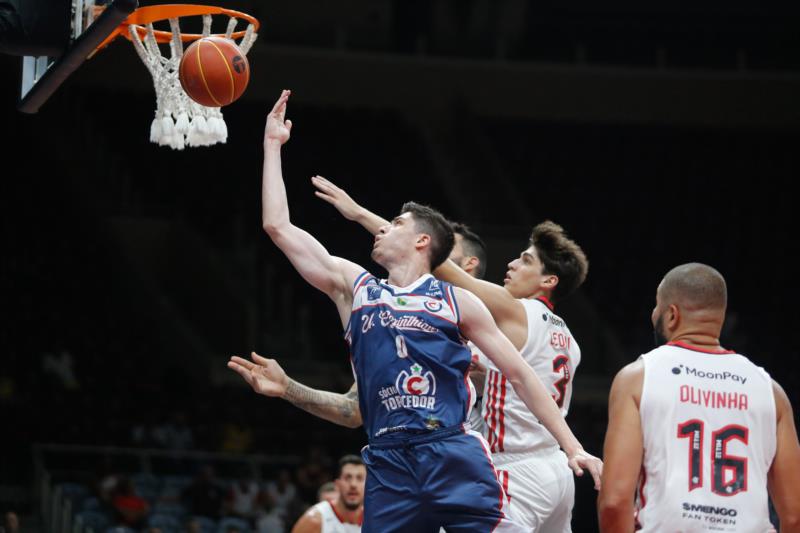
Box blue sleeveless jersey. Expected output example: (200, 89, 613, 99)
(344, 272, 473, 440)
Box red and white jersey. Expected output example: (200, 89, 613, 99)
(480, 297, 580, 456)
(310, 500, 362, 533)
(637, 342, 777, 533)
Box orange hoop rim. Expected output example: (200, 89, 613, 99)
(94, 4, 260, 53)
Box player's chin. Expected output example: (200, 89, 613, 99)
(342, 496, 362, 511)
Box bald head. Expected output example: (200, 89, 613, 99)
(658, 263, 727, 312)
(652, 263, 728, 346)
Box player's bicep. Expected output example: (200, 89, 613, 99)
(272, 225, 358, 297)
(457, 288, 525, 380)
(600, 364, 644, 502)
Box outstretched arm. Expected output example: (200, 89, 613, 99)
(597, 361, 644, 533)
(456, 287, 602, 488)
(262, 91, 361, 320)
(311, 175, 389, 235)
(436, 261, 528, 349)
(228, 353, 362, 428)
(768, 380, 800, 532)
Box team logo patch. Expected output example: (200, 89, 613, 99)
(366, 284, 383, 301)
(396, 297, 408, 306)
(424, 300, 443, 312)
(396, 363, 437, 395)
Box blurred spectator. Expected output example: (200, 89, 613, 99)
(225, 468, 263, 523)
(264, 469, 296, 516)
(152, 411, 195, 450)
(93, 458, 121, 507)
(294, 448, 332, 503)
(111, 477, 150, 529)
(316, 482, 338, 503)
(41, 349, 80, 390)
(1, 511, 19, 533)
(183, 465, 225, 520)
(220, 412, 254, 454)
(256, 501, 285, 533)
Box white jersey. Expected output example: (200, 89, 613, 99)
(309, 500, 362, 533)
(480, 297, 581, 455)
(637, 342, 777, 533)
(466, 341, 485, 434)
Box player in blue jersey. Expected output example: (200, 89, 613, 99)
(234, 90, 601, 532)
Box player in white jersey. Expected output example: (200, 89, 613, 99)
(309, 179, 592, 531)
(292, 455, 365, 533)
(598, 263, 800, 532)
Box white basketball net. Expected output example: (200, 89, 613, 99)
(129, 15, 258, 150)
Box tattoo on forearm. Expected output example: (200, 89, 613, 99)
(284, 380, 361, 427)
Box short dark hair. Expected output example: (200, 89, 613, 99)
(450, 222, 488, 279)
(530, 221, 588, 303)
(660, 263, 727, 311)
(401, 202, 455, 270)
(337, 454, 364, 477)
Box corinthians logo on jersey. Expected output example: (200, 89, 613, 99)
(377, 363, 437, 412)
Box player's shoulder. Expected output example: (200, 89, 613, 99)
(297, 502, 326, 528)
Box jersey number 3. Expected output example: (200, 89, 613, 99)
(677, 420, 749, 496)
(552, 355, 570, 408)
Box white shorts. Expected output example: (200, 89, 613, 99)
(493, 448, 575, 533)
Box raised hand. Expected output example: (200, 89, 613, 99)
(228, 352, 289, 398)
(311, 176, 364, 221)
(264, 90, 293, 146)
(567, 449, 604, 490)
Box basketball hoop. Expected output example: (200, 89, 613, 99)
(95, 4, 259, 149)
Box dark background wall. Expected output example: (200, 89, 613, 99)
(2, 1, 799, 530)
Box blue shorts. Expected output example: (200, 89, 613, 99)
(361, 427, 522, 533)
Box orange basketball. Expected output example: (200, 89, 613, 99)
(179, 37, 250, 107)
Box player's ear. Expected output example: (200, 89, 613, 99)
(667, 303, 680, 331)
(542, 274, 559, 290)
(415, 233, 431, 250)
(463, 256, 479, 273)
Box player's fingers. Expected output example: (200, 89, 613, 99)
(230, 356, 254, 370)
(286, 119, 292, 131)
(250, 352, 272, 366)
(590, 463, 603, 490)
(227, 361, 253, 383)
(314, 191, 336, 204)
(311, 177, 331, 192)
(568, 458, 584, 477)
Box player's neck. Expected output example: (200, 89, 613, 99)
(668, 332, 722, 350)
(331, 499, 362, 524)
(386, 261, 429, 288)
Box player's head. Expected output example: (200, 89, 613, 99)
(652, 263, 727, 346)
(450, 222, 487, 279)
(372, 202, 454, 272)
(317, 481, 338, 502)
(504, 221, 588, 302)
(334, 455, 366, 511)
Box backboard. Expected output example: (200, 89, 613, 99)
(0, 0, 137, 113)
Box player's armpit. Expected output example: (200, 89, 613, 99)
(434, 260, 527, 349)
(767, 380, 800, 532)
(597, 361, 644, 533)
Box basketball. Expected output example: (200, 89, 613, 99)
(179, 37, 250, 107)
